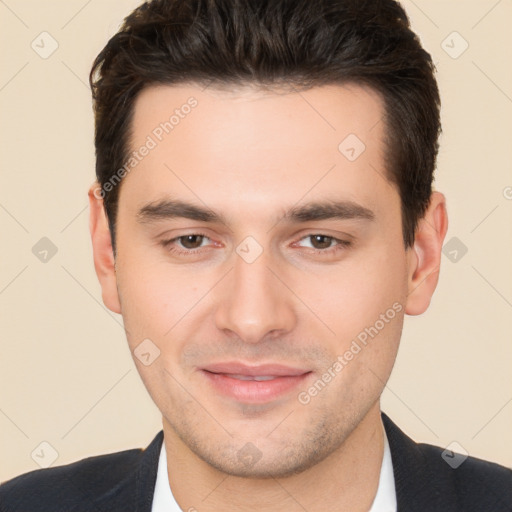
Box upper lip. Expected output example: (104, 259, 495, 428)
(202, 362, 310, 377)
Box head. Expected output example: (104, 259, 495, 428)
(88, 0, 448, 478)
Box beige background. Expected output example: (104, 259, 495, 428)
(1, 0, 511, 483)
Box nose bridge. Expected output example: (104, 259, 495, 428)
(232, 248, 274, 302)
(214, 244, 295, 343)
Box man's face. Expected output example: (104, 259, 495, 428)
(111, 83, 411, 477)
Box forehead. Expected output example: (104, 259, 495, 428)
(119, 82, 397, 225)
(132, 81, 384, 148)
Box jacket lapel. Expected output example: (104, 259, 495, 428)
(135, 430, 164, 512)
(382, 413, 458, 511)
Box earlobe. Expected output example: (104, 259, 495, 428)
(405, 191, 449, 316)
(88, 183, 121, 314)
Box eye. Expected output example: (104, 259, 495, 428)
(294, 234, 351, 254)
(175, 234, 209, 249)
(160, 233, 214, 256)
(301, 234, 335, 250)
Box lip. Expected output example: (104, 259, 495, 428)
(200, 362, 312, 403)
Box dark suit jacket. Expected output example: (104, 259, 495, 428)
(1, 413, 511, 511)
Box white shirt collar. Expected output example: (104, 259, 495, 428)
(151, 428, 396, 512)
(368, 425, 397, 512)
(151, 439, 181, 512)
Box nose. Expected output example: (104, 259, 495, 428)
(214, 246, 296, 344)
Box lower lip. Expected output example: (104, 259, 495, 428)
(201, 371, 311, 403)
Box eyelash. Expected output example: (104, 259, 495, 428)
(160, 233, 352, 257)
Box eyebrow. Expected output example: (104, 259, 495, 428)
(136, 198, 375, 225)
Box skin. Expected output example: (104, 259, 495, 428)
(89, 83, 448, 511)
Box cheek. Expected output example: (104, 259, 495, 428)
(294, 250, 407, 343)
(115, 252, 205, 347)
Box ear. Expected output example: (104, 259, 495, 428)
(405, 191, 449, 315)
(88, 183, 121, 314)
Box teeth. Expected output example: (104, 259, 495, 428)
(228, 374, 277, 381)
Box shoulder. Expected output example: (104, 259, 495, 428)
(417, 440, 512, 504)
(0, 449, 142, 512)
(0, 432, 163, 512)
(382, 413, 512, 511)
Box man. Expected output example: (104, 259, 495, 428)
(1, 0, 510, 510)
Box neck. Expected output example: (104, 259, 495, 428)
(162, 402, 385, 512)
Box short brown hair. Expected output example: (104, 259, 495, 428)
(90, 0, 441, 253)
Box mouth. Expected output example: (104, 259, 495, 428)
(219, 374, 282, 381)
(200, 362, 313, 403)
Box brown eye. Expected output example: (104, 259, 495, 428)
(178, 234, 205, 249)
(309, 235, 334, 249)
(293, 234, 351, 254)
